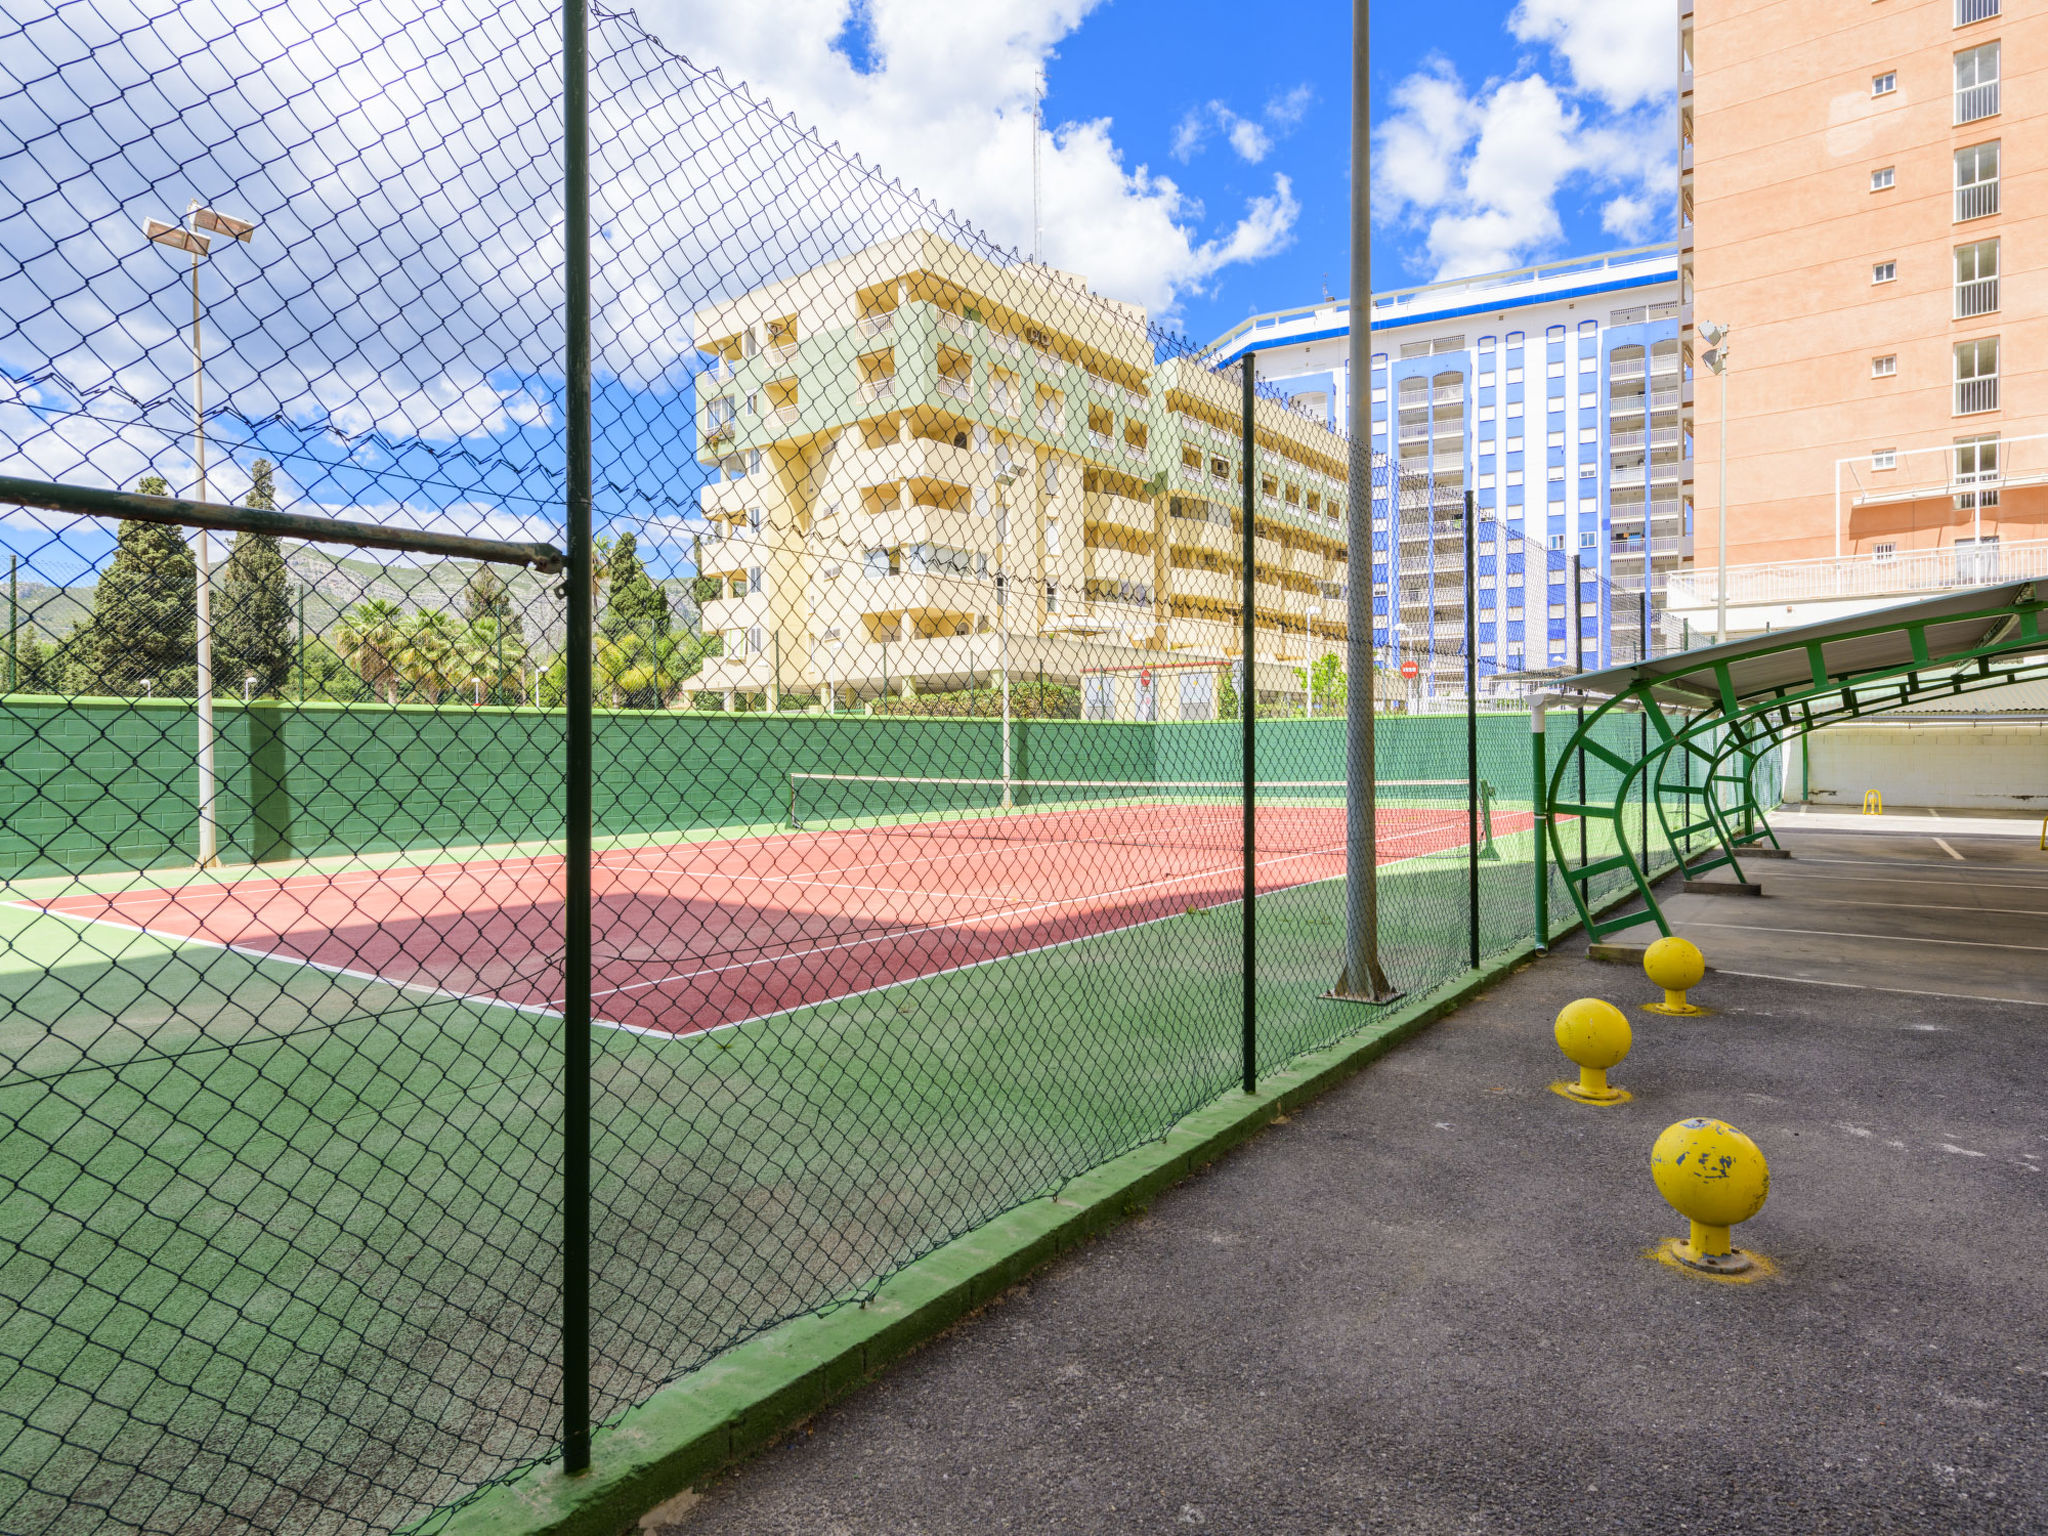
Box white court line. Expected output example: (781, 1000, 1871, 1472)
(584, 840, 1349, 1003)
(1686, 919, 2048, 954)
(1712, 967, 2048, 1009)
(599, 824, 1484, 1041)
(1774, 895, 2048, 921)
(1777, 855, 2041, 876)
(22, 902, 562, 1019)
(1935, 838, 1965, 861)
(1765, 868, 2048, 893)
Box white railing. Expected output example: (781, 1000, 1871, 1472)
(1669, 535, 2048, 609)
(1956, 276, 1999, 317)
(1032, 347, 1064, 375)
(936, 310, 971, 340)
(767, 342, 798, 365)
(1956, 80, 1999, 124)
(1957, 375, 1999, 414)
(771, 404, 799, 426)
(936, 374, 972, 402)
(1121, 441, 1149, 463)
(1610, 357, 1646, 379)
(859, 377, 897, 404)
(1432, 383, 1463, 404)
(1611, 429, 1645, 451)
(1088, 429, 1113, 451)
(1957, 177, 1999, 221)
(1957, 0, 1998, 24)
(857, 312, 896, 338)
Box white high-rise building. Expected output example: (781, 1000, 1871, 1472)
(1204, 244, 1689, 673)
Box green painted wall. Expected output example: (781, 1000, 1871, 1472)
(0, 699, 1552, 882)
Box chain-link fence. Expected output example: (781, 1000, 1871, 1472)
(1, 3, 1701, 1532)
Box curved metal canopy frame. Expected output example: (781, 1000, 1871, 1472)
(1533, 581, 2048, 943)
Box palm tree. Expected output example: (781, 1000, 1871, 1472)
(334, 600, 407, 703)
(394, 609, 462, 703)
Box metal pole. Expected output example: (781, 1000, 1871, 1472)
(1640, 585, 1650, 864)
(1532, 703, 1549, 951)
(1716, 361, 1729, 643)
(1464, 491, 1478, 971)
(1572, 554, 1586, 868)
(191, 246, 218, 868)
(1335, 0, 1395, 1002)
(1240, 352, 1258, 1093)
(561, 0, 594, 1477)
(7, 554, 15, 692)
(295, 587, 305, 701)
(1000, 620, 1012, 808)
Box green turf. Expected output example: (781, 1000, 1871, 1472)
(0, 777, 1701, 1536)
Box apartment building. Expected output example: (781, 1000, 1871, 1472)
(690, 230, 1353, 718)
(1204, 245, 1689, 677)
(1677, 0, 2043, 637)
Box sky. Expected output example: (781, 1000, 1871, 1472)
(636, 0, 1681, 345)
(0, 0, 1679, 587)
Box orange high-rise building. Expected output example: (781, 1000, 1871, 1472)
(1678, 0, 2043, 635)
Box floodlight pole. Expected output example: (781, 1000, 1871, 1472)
(189, 238, 217, 868)
(1332, 0, 1395, 1003)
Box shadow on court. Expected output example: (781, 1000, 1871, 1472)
(653, 822, 2048, 1534)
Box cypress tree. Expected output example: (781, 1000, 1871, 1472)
(215, 459, 292, 697)
(72, 476, 196, 695)
(603, 531, 669, 639)
(463, 563, 523, 641)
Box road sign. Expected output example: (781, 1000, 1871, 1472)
(1399, 660, 1419, 679)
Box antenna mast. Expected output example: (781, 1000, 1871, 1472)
(1032, 68, 1043, 263)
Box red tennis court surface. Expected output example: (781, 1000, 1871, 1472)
(32, 801, 1528, 1036)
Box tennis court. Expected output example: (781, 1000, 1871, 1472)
(27, 776, 1525, 1039)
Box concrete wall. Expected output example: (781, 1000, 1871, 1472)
(1800, 720, 2048, 810)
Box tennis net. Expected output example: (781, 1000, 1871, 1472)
(787, 774, 1494, 857)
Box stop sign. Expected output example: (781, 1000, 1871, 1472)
(1399, 660, 1419, 679)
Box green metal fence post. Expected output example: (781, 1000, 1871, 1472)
(1464, 491, 1478, 970)
(1532, 704, 1549, 952)
(1240, 351, 1257, 1094)
(561, 0, 594, 1478)
(7, 554, 15, 693)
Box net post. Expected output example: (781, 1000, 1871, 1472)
(561, 0, 594, 1480)
(1572, 554, 1587, 868)
(1240, 351, 1257, 1094)
(6, 554, 15, 692)
(1464, 491, 1478, 971)
(1532, 701, 1550, 952)
(1639, 586, 1650, 863)
(1330, 0, 1396, 1004)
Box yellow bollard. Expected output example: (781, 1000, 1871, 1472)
(1650, 1117, 1772, 1278)
(1641, 935, 1711, 1016)
(1550, 999, 1633, 1105)
(1862, 789, 1883, 816)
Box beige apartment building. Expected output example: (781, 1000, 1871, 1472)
(690, 230, 1354, 717)
(1678, 0, 2043, 635)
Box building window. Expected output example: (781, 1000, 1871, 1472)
(1956, 238, 2000, 317)
(1547, 534, 1565, 551)
(1955, 434, 2000, 509)
(1955, 43, 1999, 123)
(1872, 449, 1897, 471)
(1580, 531, 1598, 549)
(1872, 541, 1897, 563)
(1547, 361, 1566, 378)
(1872, 355, 1897, 378)
(1871, 167, 1896, 192)
(1872, 71, 1897, 97)
(1955, 337, 2000, 414)
(1872, 260, 1897, 285)
(1957, 0, 1999, 25)
(1956, 141, 2000, 220)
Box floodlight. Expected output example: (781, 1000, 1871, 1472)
(144, 218, 209, 255)
(191, 205, 258, 242)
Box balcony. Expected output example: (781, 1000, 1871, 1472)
(1956, 276, 1999, 318)
(1168, 566, 1239, 605)
(1087, 490, 1154, 535)
(1957, 176, 1999, 221)
(770, 403, 800, 427)
(935, 374, 972, 404)
(1085, 544, 1152, 588)
(1610, 357, 1647, 380)
(859, 377, 898, 405)
(1957, 376, 2000, 414)
(1956, 80, 1999, 125)
(1169, 514, 1236, 557)
(856, 312, 897, 340)
(1669, 536, 2048, 614)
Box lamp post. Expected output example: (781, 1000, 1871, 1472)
(1700, 321, 1731, 644)
(145, 201, 258, 868)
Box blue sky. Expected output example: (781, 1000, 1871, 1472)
(0, 0, 1678, 587)
(1047, 0, 1679, 344)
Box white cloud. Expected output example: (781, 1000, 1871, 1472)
(1509, 0, 1674, 112)
(1374, 16, 1674, 281)
(1169, 88, 1313, 169)
(633, 0, 1298, 313)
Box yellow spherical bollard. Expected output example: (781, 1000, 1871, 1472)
(1650, 1117, 1771, 1276)
(1641, 935, 1711, 1016)
(1550, 998, 1632, 1105)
